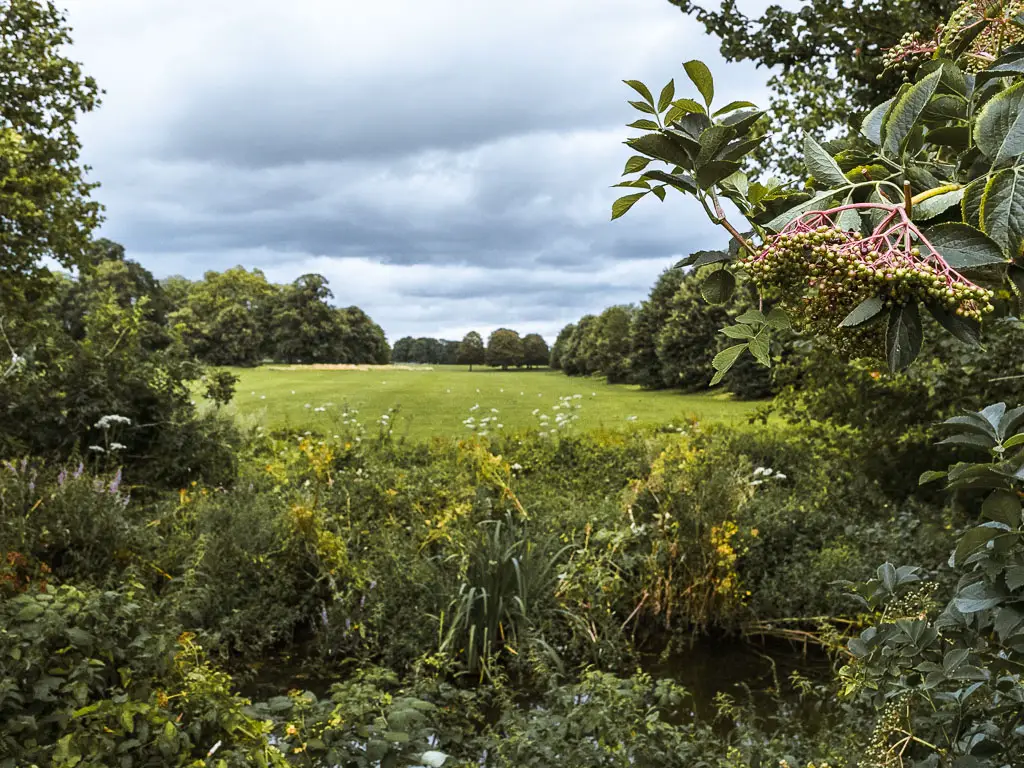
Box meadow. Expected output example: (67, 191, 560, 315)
(222, 364, 762, 439)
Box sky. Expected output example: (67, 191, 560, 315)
(62, 0, 776, 343)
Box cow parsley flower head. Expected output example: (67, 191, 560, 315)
(95, 414, 131, 430)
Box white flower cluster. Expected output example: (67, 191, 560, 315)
(94, 414, 131, 430)
(535, 395, 582, 437)
(463, 405, 502, 436)
(750, 466, 787, 487)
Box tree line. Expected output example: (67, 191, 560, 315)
(550, 265, 776, 399)
(393, 329, 550, 371)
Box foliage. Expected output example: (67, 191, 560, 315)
(666, 0, 955, 177)
(485, 328, 525, 370)
(521, 332, 550, 369)
(548, 322, 575, 370)
(457, 330, 486, 370)
(0, 0, 103, 323)
(629, 268, 682, 387)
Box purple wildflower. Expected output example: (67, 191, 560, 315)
(57, 469, 67, 486)
(109, 468, 122, 495)
(73, 462, 84, 479)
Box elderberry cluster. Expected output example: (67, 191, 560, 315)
(938, 0, 1024, 71)
(739, 224, 994, 358)
(880, 31, 934, 80)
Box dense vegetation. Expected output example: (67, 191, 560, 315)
(393, 329, 550, 371)
(4, 0, 1024, 766)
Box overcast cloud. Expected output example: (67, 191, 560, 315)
(63, 0, 775, 342)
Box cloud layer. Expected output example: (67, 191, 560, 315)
(65, 0, 774, 341)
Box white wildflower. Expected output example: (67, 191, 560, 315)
(88, 445, 105, 453)
(110, 442, 126, 451)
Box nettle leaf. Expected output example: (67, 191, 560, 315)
(701, 269, 736, 304)
(913, 188, 965, 221)
(657, 80, 675, 113)
(861, 97, 895, 146)
(974, 80, 1024, 165)
(683, 60, 714, 107)
(840, 296, 885, 327)
(925, 223, 1007, 269)
(926, 302, 981, 345)
(611, 192, 648, 220)
(981, 167, 1024, 257)
(623, 79, 654, 106)
(882, 69, 942, 158)
(886, 302, 922, 372)
(622, 156, 652, 175)
(710, 343, 746, 385)
(803, 135, 849, 187)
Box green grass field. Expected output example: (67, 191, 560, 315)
(222, 365, 762, 440)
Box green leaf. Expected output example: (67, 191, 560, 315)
(627, 119, 660, 131)
(611, 192, 648, 220)
(925, 125, 970, 149)
(1003, 432, 1024, 449)
(981, 489, 1021, 528)
(695, 125, 734, 168)
(764, 188, 846, 232)
(861, 98, 895, 146)
(954, 582, 1004, 613)
(712, 100, 757, 116)
(696, 160, 741, 189)
(627, 133, 695, 169)
(840, 296, 885, 327)
(925, 223, 1007, 269)
(623, 79, 654, 106)
(16, 602, 45, 621)
(735, 308, 766, 325)
(803, 135, 848, 187)
(886, 302, 922, 372)
(665, 98, 707, 122)
(622, 156, 652, 175)
(765, 308, 791, 329)
(690, 249, 732, 267)
(918, 470, 948, 485)
(748, 333, 770, 366)
(629, 100, 658, 115)
(882, 69, 941, 157)
(683, 60, 714, 106)
(962, 178, 986, 227)
(720, 324, 755, 339)
(926, 302, 981, 345)
(836, 195, 863, 234)
(937, 432, 996, 449)
(710, 343, 746, 385)
(657, 80, 675, 113)
(980, 167, 1024, 257)
(974, 80, 1024, 165)
(701, 269, 736, 304)
(913, 188, 964, 221)
(650, 185, 666, 201)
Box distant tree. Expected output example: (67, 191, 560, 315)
(58, 240, 172, 352)
(549, 324, 575, 370)
(656, 271, 730, 391)
(338, 305, 390, 364)
(442, 339, 460, 365)
(521, 333, 550, 369)
(457, 331, 486, 371)
(160, 275, 193, 314)
(169, 266, 278, 367)
(561, 315, 597, 376)
(0, 0, 103, 327)
(630, 269, 682, 388)
(391, 337, 414, 362)
(486, 328, 524, 371)
(593, 305, 634, 383)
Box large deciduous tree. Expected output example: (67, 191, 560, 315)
(592, 305, 634, 383)
(549, 324, 575, 370)
(521, 333, 550, 369)
(1, 0, 103, 326)
(630, 269, 683, 388)
(457, 330, 485, 370)
(485, 328, 524, 370)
